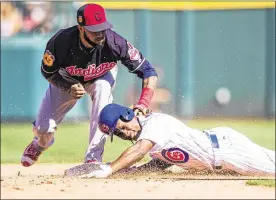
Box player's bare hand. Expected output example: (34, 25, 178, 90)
(70, 83, 86, 99)
(79, 163, 112, 178)
(134, 108, 143, 116)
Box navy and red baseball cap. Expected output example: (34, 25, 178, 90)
(77, 3, 113, 32)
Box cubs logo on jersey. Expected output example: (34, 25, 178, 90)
(161, 148, 189, 163)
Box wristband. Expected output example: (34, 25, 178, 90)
(137, 87, 154, 108)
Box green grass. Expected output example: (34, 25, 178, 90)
(1, 119, 275, 164)
(246, 179, 275, 187)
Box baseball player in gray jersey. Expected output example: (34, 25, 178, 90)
(71, 103, 275, 178)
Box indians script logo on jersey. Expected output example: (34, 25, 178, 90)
(161, 148, 189, 163)
(127, 42, 142, 62)
(65, 62, 116, 81)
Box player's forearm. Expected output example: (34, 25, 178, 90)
(110, 146, 146, 173)
(42, 71, 72, 93)
(142, 75, 157, 90)
(135, 76, 157, 109)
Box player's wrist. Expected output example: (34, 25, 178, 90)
(136, 87, 154, 109)
(134, 104, 146, 110)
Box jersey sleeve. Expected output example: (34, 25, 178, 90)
(137, 117, 162, 145)
(41, 29, 69, 76)
(137, 114, 170, 148)
(41, 33, 60, 75)
(40, 29, 75, 92)
(108, 30, 158, 79)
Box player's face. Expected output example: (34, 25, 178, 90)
(84, 29, 106, 45)
(115, 118, 141, 140)
(79, 26, 106, 45)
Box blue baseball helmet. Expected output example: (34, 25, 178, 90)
(98, 103, 135, 141)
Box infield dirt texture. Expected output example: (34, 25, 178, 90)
(1, 164, 275, 199)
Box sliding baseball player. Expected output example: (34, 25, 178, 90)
(66, 103, 275, 178)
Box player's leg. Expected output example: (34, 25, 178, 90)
(21, 84, 77, 167)
(84, 69, 118, 162)
(211, 127, 275, 176)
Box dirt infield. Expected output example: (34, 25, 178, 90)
(1, 164, 275, 199)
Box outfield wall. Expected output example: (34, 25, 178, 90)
(1, 4, 275, 121)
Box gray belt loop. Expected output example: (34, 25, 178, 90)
(204, 130, 222, 170)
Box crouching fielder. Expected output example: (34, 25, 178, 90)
(81, 103, 275, 178)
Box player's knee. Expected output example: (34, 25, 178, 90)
(33, 120, 57, 149)
(34, 119, 57, 134)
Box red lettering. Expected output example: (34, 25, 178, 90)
(95, 64, 103, 74)
(109, 62, 116, 69)
(83, 68, 90, 76)
(101, 63, 108, 69)
(65, 66, 76, 75)
(75, 68, 83, 76)
(66, 62, 117, 81)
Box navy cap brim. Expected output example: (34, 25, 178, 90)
(84, 21, 113, 32)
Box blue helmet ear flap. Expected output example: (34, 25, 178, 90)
(120, 107, 135, 122)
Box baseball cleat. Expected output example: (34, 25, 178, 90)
(21, 141, 43, 167)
